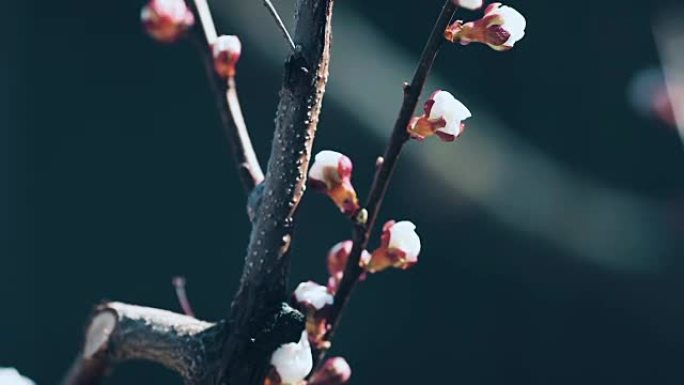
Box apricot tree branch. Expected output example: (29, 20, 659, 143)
(189, 0, 265, 193)
(320, 0, 457, 362)
(220, 0, 336, 383)
(65, 1, 335, 384)
(62, 302, 219, 385)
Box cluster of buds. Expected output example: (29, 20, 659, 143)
(445, 2, 527, 51)
(308, 151, 360, 216)
(268, 331, 313, 385)
(326, 241, 369, 294)
(361, 221, 422, 273)
(140, 0, 195, 43)
(408, 90, 471, 142)
(308, 357, 352, 385)
(212, 35, 242, 79)
(293, 281, 334, 349)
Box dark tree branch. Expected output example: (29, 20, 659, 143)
(62, 302, 220, 385)
(220, 0, 336, 383)
(319, 0, 458, 363)
(189, 0, 265, 193)
(65, 0, 335, 384)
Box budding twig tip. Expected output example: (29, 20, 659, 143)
(172, 276, 195, 317)
(354, 209, 368, 226)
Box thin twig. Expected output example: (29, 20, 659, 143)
(319, 0, 458, 364)
(193, 0, 218, 44)
(189, 0, 265, 193)
(172, 276, 196, 317)
(263, 0, 297, 53)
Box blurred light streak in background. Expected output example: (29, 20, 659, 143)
(653, 8, 684, 143)
(217, 1, 676, 271)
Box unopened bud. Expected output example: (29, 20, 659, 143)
(294, 281, 334, 311)
(292, 282, 333, 349)
(309, 357, 352, 385)
(362, 221, 421, 273)
(327, 241, 352, 293)
(453, 0, 483, 10)
(212, 35, 242, 78)
(408, 90, 471, 142)
(269, 331, 313, 385)
(308, 151, 360, 216)
(445, 3, 526, 51)
(0, 368, 35, 385)
(141, 0, 194, 43)
(326, 241, 370, 293)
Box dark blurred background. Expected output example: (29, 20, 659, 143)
(3, 0, 684, 383)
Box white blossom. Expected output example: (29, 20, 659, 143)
(270, 331, 313, 385)
(486, 3, 526, 48)
(294, 281, 334, 310)
(455, 0, 483, 10)
(308, 151, 346, 188)
(212, 35, 242, 78)
(212, 35, 242, 59)
(387, 221, 422, 262)
(428, 91, 471, 140)
(0, 368, 35, 385)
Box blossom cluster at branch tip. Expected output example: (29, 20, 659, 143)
(0, 368, 35, 385)
(309, 357, 352, 385)
(293, 281, 334, 349)
(269, 331, 313, 385)
(445, 3, 526, 51)
(453, 0, 483, 11)
(141, 0, 194, 43)
(361, 221, 421, 273)
(408, 90, 471, 142)
(212, 35, 242, 79)
(308, 151, 360, 216)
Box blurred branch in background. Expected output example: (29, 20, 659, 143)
(653, 7, 684, 143)
(219, 1, 675, 272)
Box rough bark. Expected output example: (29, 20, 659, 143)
(221, 0, 336, 383)
(64, 0, 335, 384)
(62, 302, 220, 385)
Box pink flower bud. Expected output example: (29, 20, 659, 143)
(140, 0, 194, 43)
(308, 151, 360, 216)
(445, 3, 526, 51)
(309, 357, 352, 385)
(292, 282, 333, 349)
(327, 240, 351, 293)
(212, 35, 242, 78)
(408, 90, 471, 142)
(453, 0, 483, 10)
(326, 241, 370, 294)
(362, 221, 421, 273)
